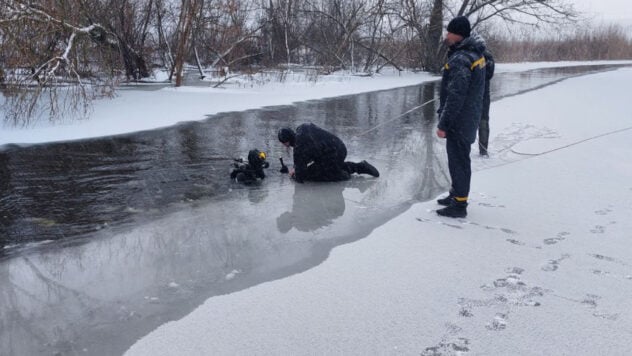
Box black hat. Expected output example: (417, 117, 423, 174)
(277, 127, 295, 146)
(447, 16, 471, 38)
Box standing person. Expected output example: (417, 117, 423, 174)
(478, 48, 495, 156)
(277, 123, 379, 183)
(435, 16, 486, 218)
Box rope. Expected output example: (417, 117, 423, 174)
(509, 126, 632, 156)
(353, 98, 437, 137)
(476, 125, 632, 173)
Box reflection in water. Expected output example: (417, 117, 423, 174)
(277, 184, 346, 233)
(0, 64, 627, 355)
(277, 181, 374, 233)
(0, 175, 402, 356)
(0, 65, 623, 249)
(1, 77, 443, 356)
(0, 79, 442, 249)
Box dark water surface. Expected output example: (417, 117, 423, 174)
(0, 64, 626, 355)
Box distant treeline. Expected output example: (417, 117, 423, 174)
(487, 24, 632, 62)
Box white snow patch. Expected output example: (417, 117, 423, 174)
(124, 67, 632, 355)
(225, 270, 241, 281)
(2, 61, 631, 147)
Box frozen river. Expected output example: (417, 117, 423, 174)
(0, 64, 626, 355)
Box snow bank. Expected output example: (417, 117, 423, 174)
(495, 60, 632, 73)
(0, 69, 435, 146)
(124, 68, 632, 354)
(2, 60, 631, 147)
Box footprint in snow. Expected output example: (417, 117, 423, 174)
(505, 267, 525, 275)
(583, 296, 620, 320)
(590, 225, 606, 234)
(589, 254, 616, 262)
(542, 262, 559, 272)
(506, 238, 525, 246)
(591, 268, 632, 281)
(581, 296, 599, 308)
(485, 313, 508, 331)
(421, 337, 470, 356)
(478, 202, 506, 208)
(475, 271, 543, 308)
(459, 307, 474, 317)
(588, 253, 628, 266)
(553, 293, 619, 320)
(591, 269, 610, 276)
(593, 312, 619, 320)
(543, 231, 570, 245)
(456, 270, 544, 337)
(458, 296, 496, 307)
(594, 208, 613, 216)
(541, 254, 570, 272)
(543, 237, 564, 245)
(416, 217, 464, 230)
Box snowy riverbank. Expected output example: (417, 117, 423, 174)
(125, 66, 632, 355)
(2, 60, 631, 147)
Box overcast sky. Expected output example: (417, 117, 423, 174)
(572, 0, 632, 22)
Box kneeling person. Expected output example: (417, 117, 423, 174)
(278, 123, 379, 183)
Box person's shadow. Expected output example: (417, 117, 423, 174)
(276, 182, 346, 233)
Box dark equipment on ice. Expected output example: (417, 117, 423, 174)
(279, 157, 289, 174)
(230, 149, 270, 184)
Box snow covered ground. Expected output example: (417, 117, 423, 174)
(1, 60, 631, 147)
(2, 60, 632, 355)
(122, 65, 632, 355)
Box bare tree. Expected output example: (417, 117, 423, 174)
(357, 0, 406, 73)
(0, 0, 122, 125)
(262, 0, 302, 68)
(172, 0, 203, 86)
(206, 1, 264, 69)
(426, 0, 443, 71)
(399, 0, 579, 73)
(281, 0, 295, 68)
(155, 0, 176, 75)
(300, 0, 367, 70)
(453, 0, 578, 28)
(0, 0, 609, 126)
(397, 0, 446, 71)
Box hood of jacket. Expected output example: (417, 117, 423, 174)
(449, 32, 486, 56)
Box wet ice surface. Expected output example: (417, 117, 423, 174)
(0, 64, 626, 355)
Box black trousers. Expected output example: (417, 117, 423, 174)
(478, 90, 491, 154)
(301, 160, 352, 182)
(446, 136, 472, 199)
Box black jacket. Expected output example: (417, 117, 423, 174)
(437, 34, 487, 144)
(293, 123, 347, 182)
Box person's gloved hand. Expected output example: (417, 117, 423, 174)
(279, 158, 289, 173)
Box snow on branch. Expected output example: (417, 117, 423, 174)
(1, 1, 115, 85)
(0, 0, 120, 124)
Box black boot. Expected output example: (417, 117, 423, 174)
(354, 160, 380, 177)
(436, 199, 467, 218)
(437, 194, 454, 206)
